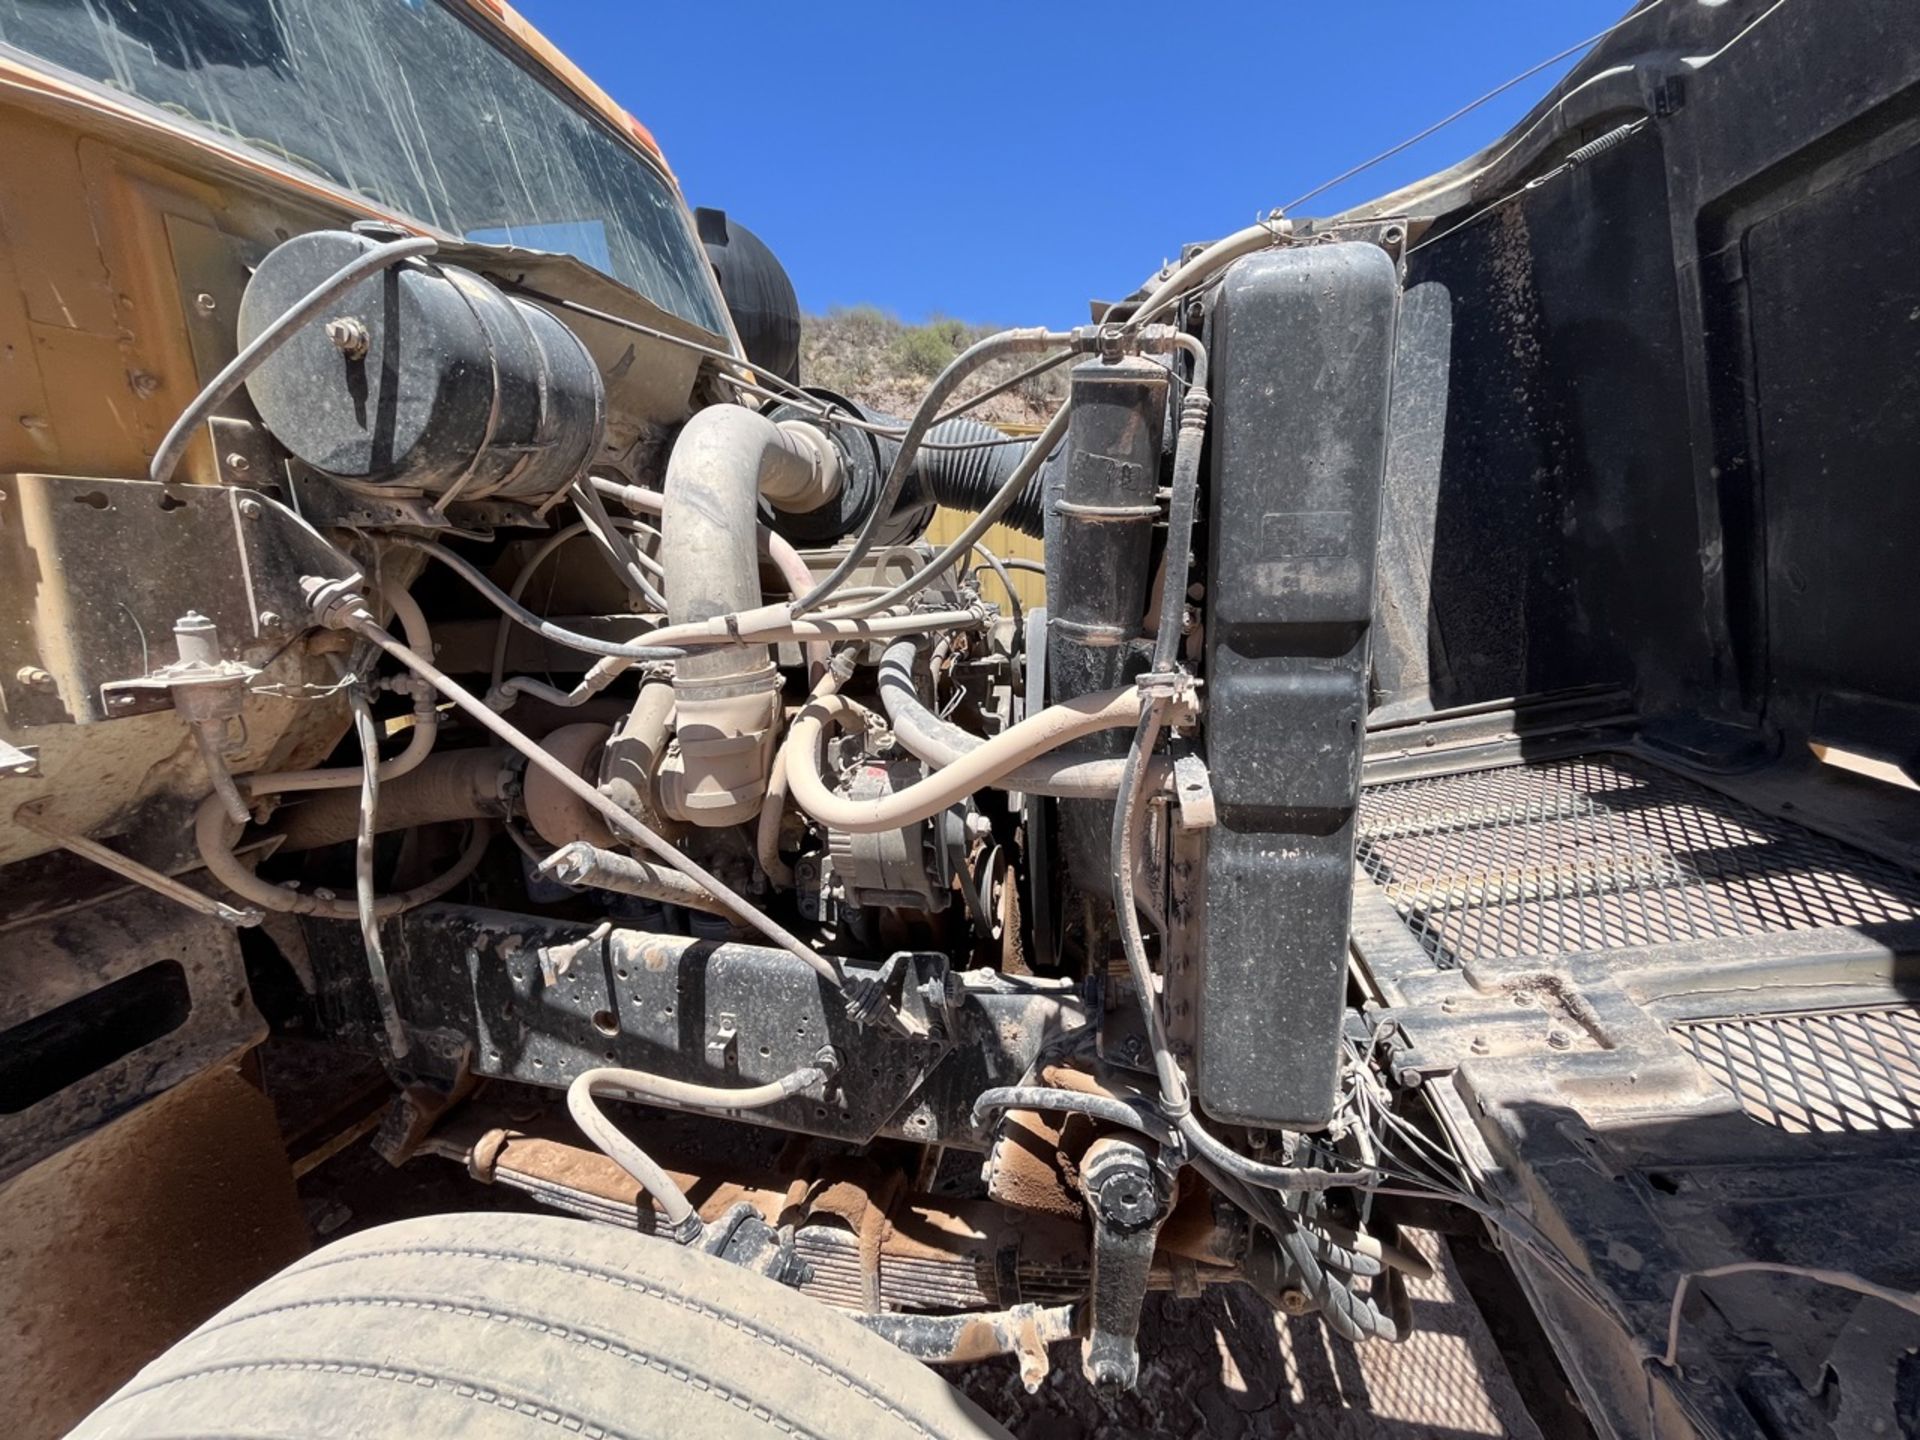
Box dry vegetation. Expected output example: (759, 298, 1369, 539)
(799, 307, 1065, 429)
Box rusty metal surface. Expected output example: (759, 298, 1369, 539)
(0, 1061, 309, 1440)
(426, 1111, 1242, 1329)
(0, 887, 265, 1181)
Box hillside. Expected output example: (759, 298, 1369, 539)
(799, 307, 1064, 430)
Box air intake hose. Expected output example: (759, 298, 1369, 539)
(910, 417, 1047, 539)
(762, 393, 1053, 544)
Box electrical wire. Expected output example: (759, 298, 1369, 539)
(486, 517, 668, 697)
(1404, 119, 1651, 258)
(1278, 0, 1677, 217)
(570, 476, 669, 610)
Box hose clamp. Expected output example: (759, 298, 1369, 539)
(1136, 669, 1201, 725)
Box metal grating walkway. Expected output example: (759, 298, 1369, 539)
(1357, 754, 1920, 968)
(1672, 1008, 1920, 1133)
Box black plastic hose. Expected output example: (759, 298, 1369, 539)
(910, 417, 1049, 538)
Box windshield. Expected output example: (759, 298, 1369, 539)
(0, 0, 731, 336)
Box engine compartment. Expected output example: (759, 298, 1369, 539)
(9, 2, 1920, 1431)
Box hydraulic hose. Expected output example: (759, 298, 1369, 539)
(389, 537, 685, 662)
(588, 472, 827, 674)
(784, 685, 1145, 835)
(569, 1057, 837, 1239)
(150, 233, 438, 487)
(1175, 1112, 1382, 1195)
(1109, 372, 1212, 1116)
(755, 657, 853, 888)
(195, 794, 492, 920)
(1123, 220, 1290, 329)
(190, 718, 251, 825)
(876, 639, 1170, 800)
(819, 402, 1070, 621)
(570, 476, 669, 611)
(349, 682, 409, 1057)
(971, 1086, 1178, 1147)
(487, 517, 665, 701)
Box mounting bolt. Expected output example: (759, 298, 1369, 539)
(1396, 1067, 1423, 1090)
(258, 611, 283, 632)
(227, 453, 253, 476)
(1547, 1028, 1572, 1051)
(15, 665, 55, 691)
(1278, 1288, 1310, 1316)
(237, 495, 263, 519)
(325, 316, 371, 360)
(195, 292, 218, 314)
(1470, 1034, 1491, 1056)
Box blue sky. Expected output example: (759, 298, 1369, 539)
(515, 1, 1630, 328)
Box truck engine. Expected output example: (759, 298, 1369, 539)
(19, 4, 1920, 1434)
(8, 201, 1409, 1386)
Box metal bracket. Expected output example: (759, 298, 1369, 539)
(1077, 1134, 1172, 1388)
(1171, 753, 1217, 831)
(287, 467, 549, 539)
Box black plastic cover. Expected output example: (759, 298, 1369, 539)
(239, 229, 604, 501)
(1198, 243, 1398, 1129)
(696, 207, 802, 384)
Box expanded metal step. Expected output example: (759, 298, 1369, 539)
(1672, 1007, 1920, 1135)
(1357, 754, 1920, 968)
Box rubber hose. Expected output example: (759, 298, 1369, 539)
(569, 1058, 836, 1236)
(784, 687, 1143, 835)
(877, 639, 1169, 800)
(972, 1086, 1177, 1146)
(195, 797, 492, 920)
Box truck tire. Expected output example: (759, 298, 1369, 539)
(69, 1211, 1011, 1440)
